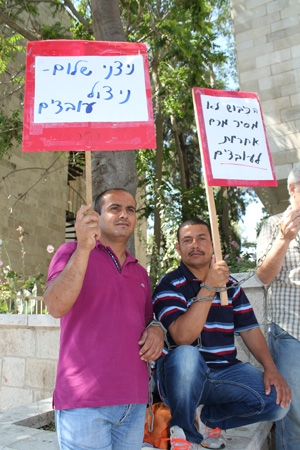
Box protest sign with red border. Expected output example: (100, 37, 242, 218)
(192, 88, 277, 187)
(23, 40, 156, 152)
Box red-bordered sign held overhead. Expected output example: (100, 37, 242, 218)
(192, 87, 277, 187)
(23, 40, 156, 152)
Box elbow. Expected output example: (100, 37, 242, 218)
(256, 268, 271, 285)
(173, 335, 197, 346)
(169, 322, 200, 346)
(44, 300, 63, 319)
(43, 293, 64, 319)
(47, 309, 63, 319)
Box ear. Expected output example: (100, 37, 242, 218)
(175, 242, 181, 256)
(289, 182, 296, 196)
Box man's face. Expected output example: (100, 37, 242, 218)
(176, 224, 214, 270)
(98, 190, 137, 244)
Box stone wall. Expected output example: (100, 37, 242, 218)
(0, 273, 266, 411)
(0, 314, 60, 411)
(233, 272, 267, 368)
(0, 153, 69, 283)
(230, 0, 300, 213)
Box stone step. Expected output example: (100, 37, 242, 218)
(0, 398, 273, 450)
(142, 421, 273, 449)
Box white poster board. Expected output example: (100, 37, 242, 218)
(192, 88, 277, 187)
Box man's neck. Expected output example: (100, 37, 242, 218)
(101, 239, 128, 266)
(290, 199, 299, 209)
(183, 262, 209, 281)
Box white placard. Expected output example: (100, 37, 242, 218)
(34, 55, 148, 123)
(200, 94, 273, 182)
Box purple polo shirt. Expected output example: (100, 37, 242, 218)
(46, 241, 153, 410)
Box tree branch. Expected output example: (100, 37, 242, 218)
(63, 0, 93, 35)
(0, 11, 38, 41)
(0, 156, 68, 209)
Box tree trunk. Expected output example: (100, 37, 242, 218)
(91, 0, 125, 41)
(152, 53, 163, 238)
(90, 0, 137, 254)
(171, 114, 187, 190)
(91, 151, 137, 200)
(220, 187, 231, 249)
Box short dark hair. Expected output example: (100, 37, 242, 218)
(177, 218, 212, 242)
(94, 188, 133, 215)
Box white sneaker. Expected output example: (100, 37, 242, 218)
(170, 425, 201, 450)
(200, 425, 225, 449)
(195, 406, 225, 449)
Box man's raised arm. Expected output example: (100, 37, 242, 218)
(44, 205, 100, 318)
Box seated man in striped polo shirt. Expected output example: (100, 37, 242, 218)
(153, 218, 291, 450)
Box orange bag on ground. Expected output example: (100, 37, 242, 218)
(143, 402, 171, 449)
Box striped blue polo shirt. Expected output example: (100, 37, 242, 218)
(153, 261, 259, 369)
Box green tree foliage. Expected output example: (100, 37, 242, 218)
(122, 0, 254, 283)
(0, 0, 255, 284)
(0, 110, 22, 159)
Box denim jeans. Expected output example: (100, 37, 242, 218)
(156, 345, 289, 444)
(268, 323, 300, 450)
(55, 404, 146, 450)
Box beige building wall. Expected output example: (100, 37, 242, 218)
(0, 6, 79, 286)
(0, 151, 69, 284)
(230, 0, 300, 214)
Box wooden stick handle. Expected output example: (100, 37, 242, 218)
(206, 186, 228, 305)
(85, 151, 92, 207)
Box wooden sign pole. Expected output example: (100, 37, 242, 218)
(85, 151, 92, 207)
(191, 86, 278, 305)
(204, 184, 228, 305)
(192, 90, 228, 305)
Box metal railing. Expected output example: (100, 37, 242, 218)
(5, 296, 47, 314)
(67, 185, 86, 215)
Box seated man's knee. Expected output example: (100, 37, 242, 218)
(263, 388, 291, 422)
(167, 345, 206, 381)
(171, 345, 201, 364)
(273, 403, 290, 422)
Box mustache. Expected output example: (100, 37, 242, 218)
(116, 220, 130, 225)
(188, 250, 205, 257)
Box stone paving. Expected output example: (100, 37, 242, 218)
(143, 421, 272, 449)
(0, 398, 58, 450)
(0, 397, 272, 450)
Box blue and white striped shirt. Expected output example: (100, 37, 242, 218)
(153, 261, 259, 369)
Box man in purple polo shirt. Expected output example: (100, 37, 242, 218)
(44, 188, 164, 450)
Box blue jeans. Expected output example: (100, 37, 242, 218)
(156, 345, 289, 444)
(55, 404, 146, 450)
(269, 323, 300, 450)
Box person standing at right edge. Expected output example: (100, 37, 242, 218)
(257, 164, 300, 450)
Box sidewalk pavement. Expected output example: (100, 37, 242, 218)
(0, 398, 272, 450)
